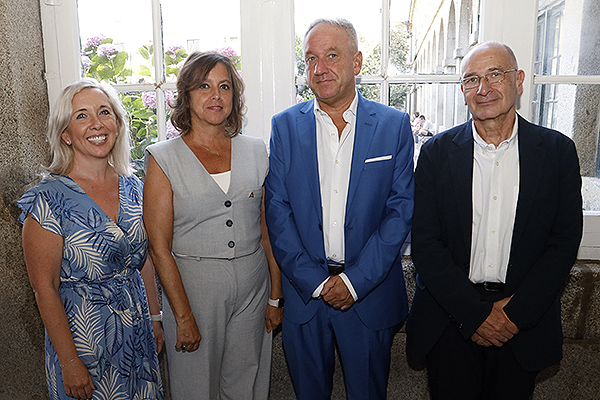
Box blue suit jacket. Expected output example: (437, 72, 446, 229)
(265, 93, 414, 331)
(406, 115, 583, 371)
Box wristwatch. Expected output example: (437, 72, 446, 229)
(268, 298, 285, 308)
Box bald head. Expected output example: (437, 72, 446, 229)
(462, 42, 519, 75)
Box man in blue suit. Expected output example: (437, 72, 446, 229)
(264, 18, 414, 400)
(406, 42, 583, 399)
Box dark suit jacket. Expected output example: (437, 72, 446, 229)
(406, 115, 583, 372)
(264, 92, 414, 331)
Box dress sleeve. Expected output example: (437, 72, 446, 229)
(17, 185, 63, 236)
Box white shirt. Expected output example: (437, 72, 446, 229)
(211, 170, 231, 193)
(469, 117, 520, 284)
(311, 92, 359, 301)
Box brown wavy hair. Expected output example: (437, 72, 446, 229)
(170, 51, 245, 137)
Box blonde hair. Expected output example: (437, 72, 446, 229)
(45, 78, 132, 176)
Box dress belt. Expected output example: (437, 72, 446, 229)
(472, 281, 505, 292)
(327, 261, 345, 276)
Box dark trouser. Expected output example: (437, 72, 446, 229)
(426, 323, 538, 400)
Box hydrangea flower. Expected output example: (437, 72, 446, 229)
(85, 34, 106, 48)
(142, 91, 175, 109)
(166, 119, 180, 139)
(165, 91, 175, 107)
(214, 46, 238, 58)
(81, 55, 91, 69)
(142, 92, 157, 109)
(97, 43, 118, 57)
(167, 45, 184, 59)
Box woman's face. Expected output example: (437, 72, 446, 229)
(189, 62, 233, 130)
(61, 88, 119, 164)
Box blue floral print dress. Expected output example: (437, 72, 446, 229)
(18, 174, 163, 400)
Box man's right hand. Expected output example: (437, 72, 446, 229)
(473, 296, 519, 347)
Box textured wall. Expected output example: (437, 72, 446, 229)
(0, 0, 50, 398)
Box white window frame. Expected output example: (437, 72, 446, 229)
(38, 0, 600, 259)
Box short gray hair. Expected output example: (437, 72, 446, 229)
(303, 18, 359, 54)
(45, 78, 132, 176)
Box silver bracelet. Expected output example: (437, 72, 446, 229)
(150, 311, 163, 322)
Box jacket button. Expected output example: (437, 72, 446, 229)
(228, 241, 235, 248)
(318, 258, 325, 264)
(226, 219, 233, 227)
(224, 200, 232, 207)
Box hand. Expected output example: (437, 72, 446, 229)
(151, 320, 165, 354)
(321, 275, 355, 310)
(175, 314, 201, 353)
(475, 296, 519, 347)
(61, 357, 96, 399)
(471, 331, 493, 347)
(265, 305, 283, 333)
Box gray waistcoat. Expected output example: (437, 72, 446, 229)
(145, 135, 268, 259)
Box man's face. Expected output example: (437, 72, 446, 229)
(460, 44, 525, 123)
(303, 23, 362, 108)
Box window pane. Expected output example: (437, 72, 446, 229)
(162, 0, 241, 83)
(390, 1, 413, 74)
(408, 0, 474, 75)
(533, 82, 600, 177)
(357, 84, 381, 103)
(389, 84, 411, 110)
(408, 83, 468, 133)
(294, 0, 382, 76)
(78, 0, 153, 84)
(537, 0, 600, 75)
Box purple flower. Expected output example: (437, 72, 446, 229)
(167, 45, 184, 59)
(296, 94, 305, 103)
(166, 119, 180, 139)
(81, 55, 91, 68)
(142, 92, 157, 109)
(85, 34, 106, 48)
(165, 91, 175, 107)
(214, 46, 238, 58)
(97, 43, 118, 57)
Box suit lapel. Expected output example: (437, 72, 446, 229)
(297, 100, 323, 222)
(511, 115, 546, 249)
(346, 95, 376, 213)
(448, 122, 475, 250)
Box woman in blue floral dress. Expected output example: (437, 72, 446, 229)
(18, 78, 164, 400)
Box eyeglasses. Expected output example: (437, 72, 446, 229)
(460, 69, 517, 90)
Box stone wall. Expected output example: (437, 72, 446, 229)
(0, 1, 598, 399)
(0, 0, 50, 399)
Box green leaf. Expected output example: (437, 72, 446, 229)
(139, 46, 150, 60)
(139, 65, 152, 76)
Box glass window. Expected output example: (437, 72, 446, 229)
(77, 0, 241, 177)
(535, 0, 600, 210)
(78, 0, 153, 85)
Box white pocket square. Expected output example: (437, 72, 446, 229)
(365, 155, 392, 163)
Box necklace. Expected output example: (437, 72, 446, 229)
(201, 144, 220, 157)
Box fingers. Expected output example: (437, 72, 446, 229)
(321, 277, 354, 309)
(471, 332, 493, 347)
(175, 317, 202, 353)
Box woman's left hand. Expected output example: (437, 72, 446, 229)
(152, 321, 165, 354)
(265, 305, 283, 333)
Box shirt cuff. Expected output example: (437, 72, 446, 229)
(312, 277, 330, 298)
(311, 273, 358, 301)
(339, 272, 359, 301)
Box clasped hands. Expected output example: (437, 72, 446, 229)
(320, 275, 355, 310)
(471, 296, 519, 347)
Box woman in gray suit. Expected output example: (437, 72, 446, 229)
(143, 51, 282, 400)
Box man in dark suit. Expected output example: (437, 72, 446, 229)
(265, 18, 414, 400)
(406, 41, 583, 399)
